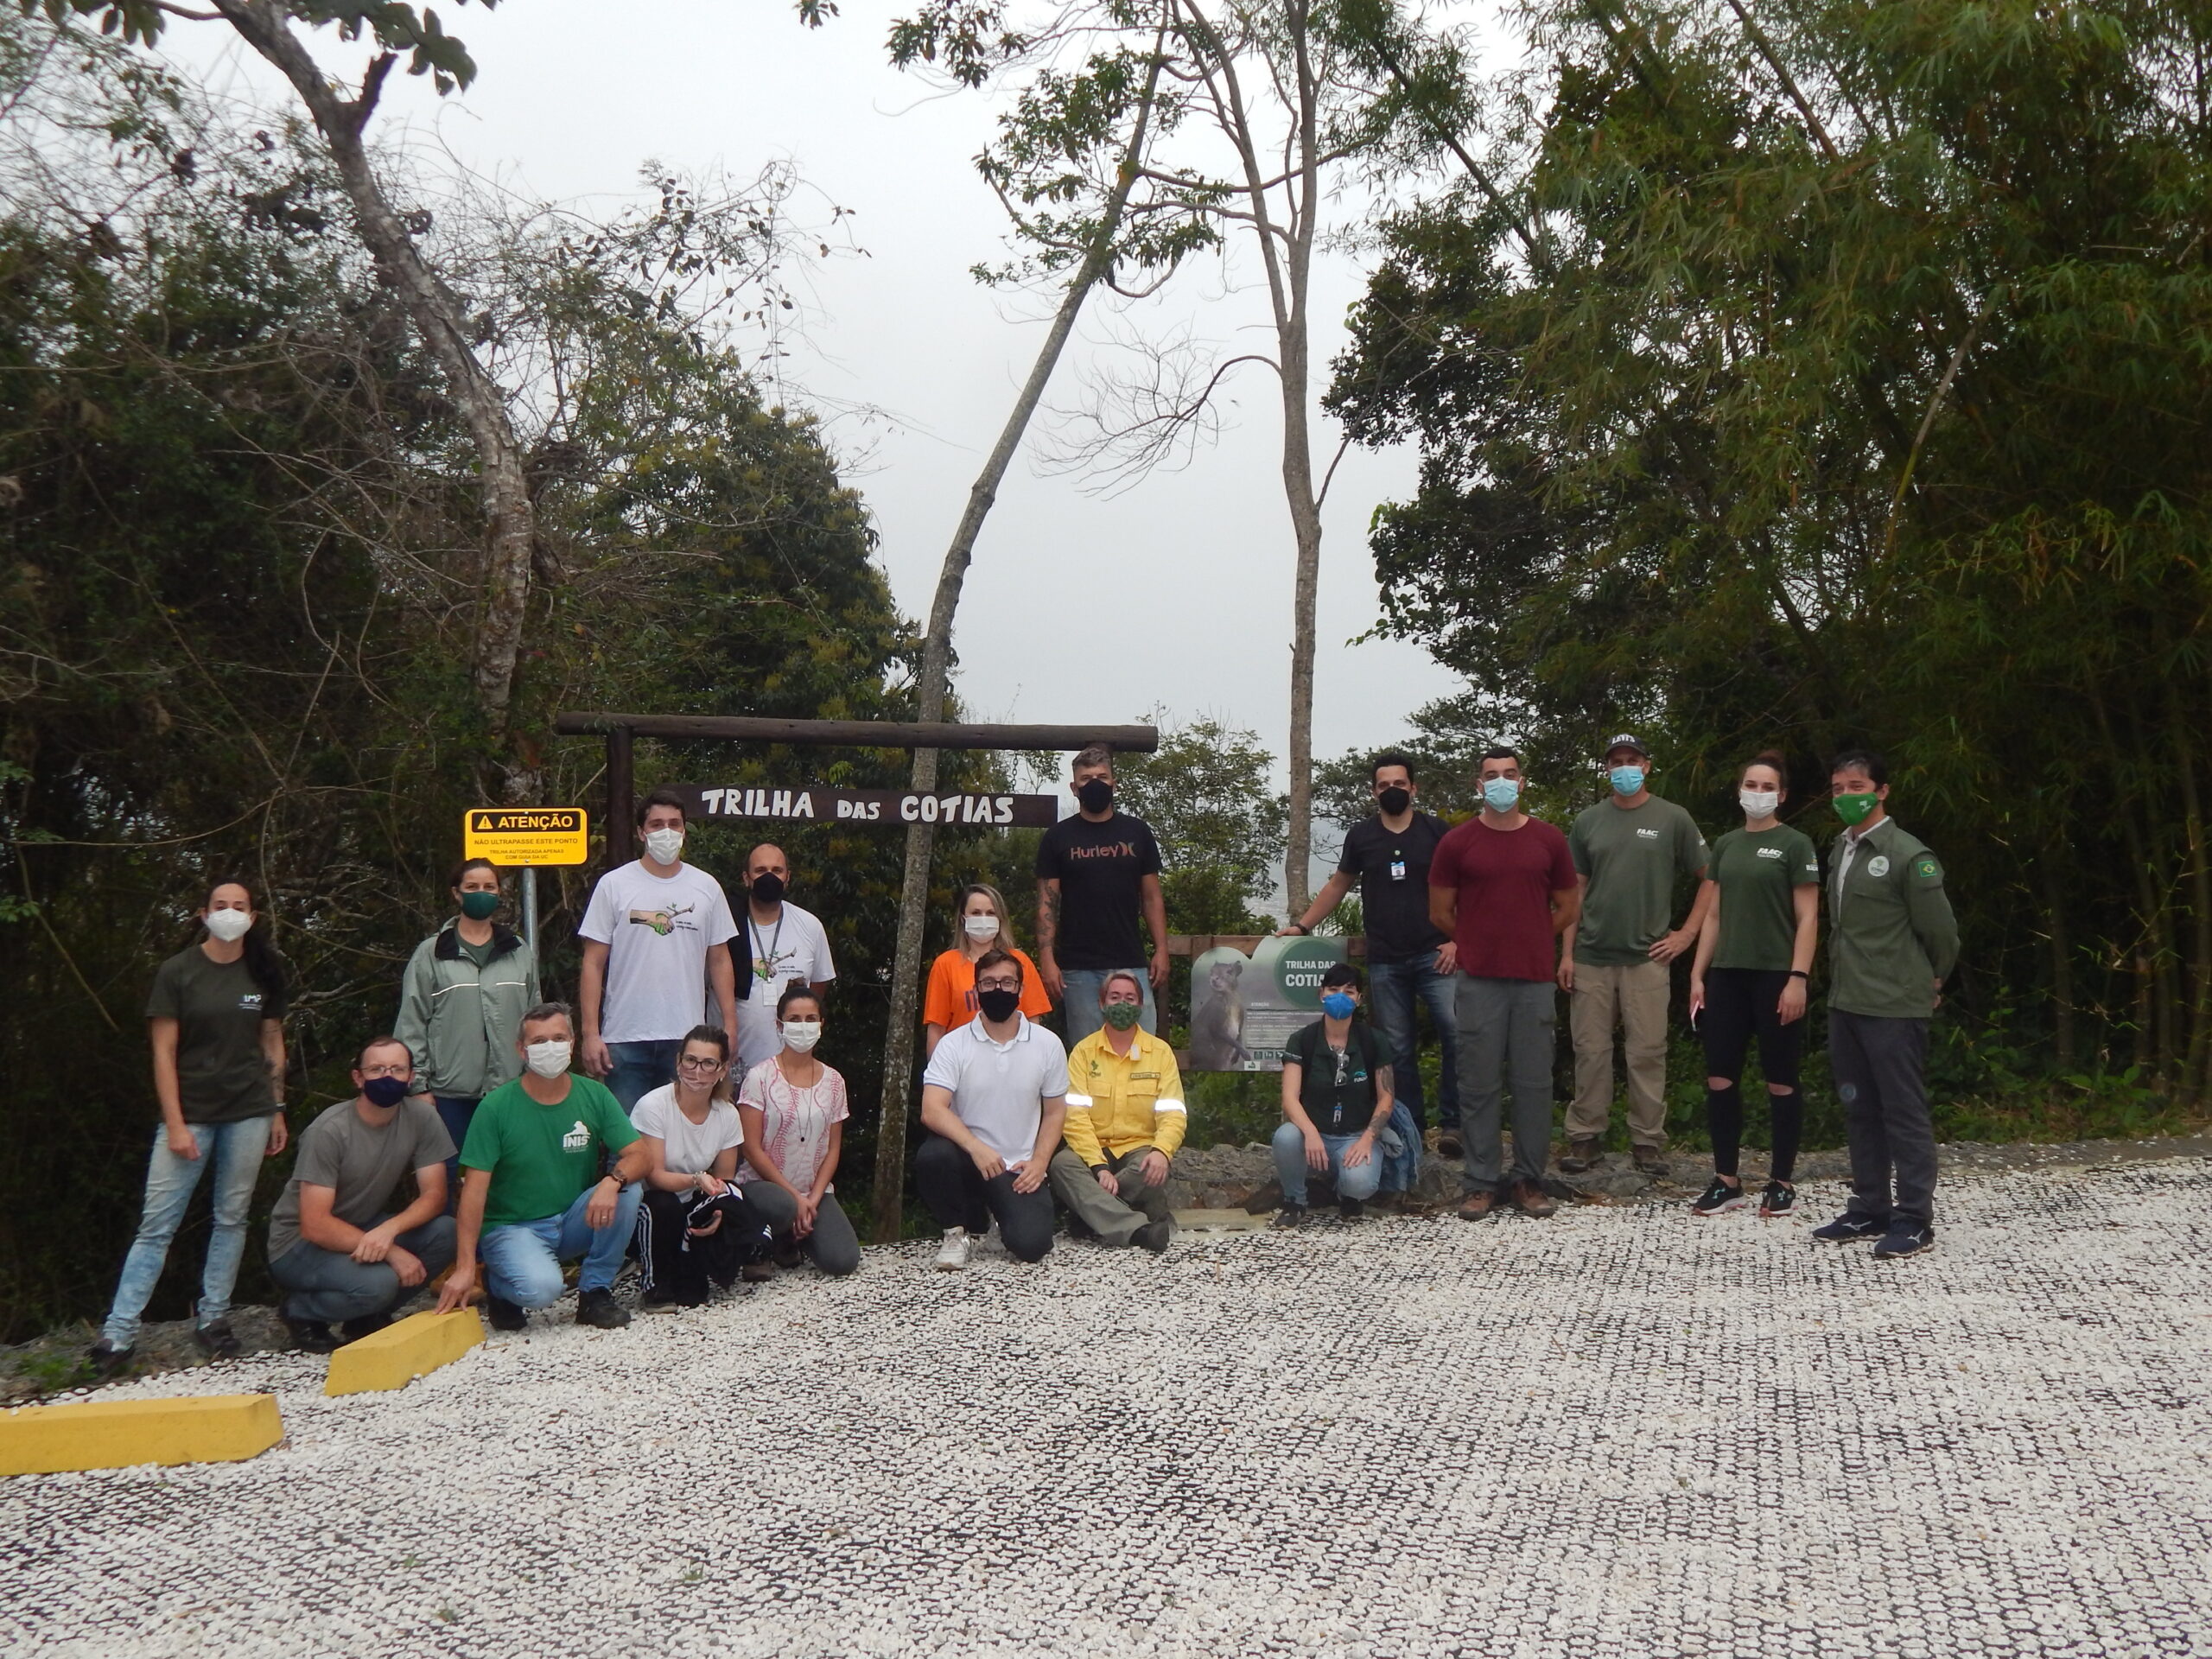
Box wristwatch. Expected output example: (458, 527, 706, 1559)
(1284, 923, 1308, 936)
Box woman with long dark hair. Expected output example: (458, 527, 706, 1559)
(92, 878, 290, 1371)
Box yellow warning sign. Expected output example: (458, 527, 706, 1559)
(462, 806, 589, 866)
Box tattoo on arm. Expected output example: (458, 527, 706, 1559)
(1375, 1064, 1395, 1097)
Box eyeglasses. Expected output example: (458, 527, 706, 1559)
(359, 1064, 409, 1079)
(677, 1055, 726, 1074)
(976, 980, 1020, 994)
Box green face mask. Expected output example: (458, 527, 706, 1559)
(1101, 1001, 1142, 1031)
(459, 890, 500, 920)
(1832, 791, 1880, 827)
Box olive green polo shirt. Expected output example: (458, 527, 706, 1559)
(1827, 817, 1960, 1019)
(1567, 796, 1710, 965)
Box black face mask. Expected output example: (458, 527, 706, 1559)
(1377, 786, 1411, 816)
(361, 1075, 410, 1109)
(976, 986, 1022, 1024)
(1076, 779, 1114, 814)
(751, 873, 786, 906)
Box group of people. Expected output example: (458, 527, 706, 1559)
(85, 734, 1958, 1372)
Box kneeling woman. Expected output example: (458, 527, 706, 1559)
(736, 985, 861, 1275)
(631, 1026, 773, 1309)
(1271, 962, 1401, 1224)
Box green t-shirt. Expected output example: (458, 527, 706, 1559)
(460, 1074, 638, 1229)
(145, 945, 290, 1123)
(1708, 825, 1821, 971)
(457, 935, 495, 970)
(1567, 798, 1710, 965)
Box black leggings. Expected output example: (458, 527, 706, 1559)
(1700, 968, 1805, 1181)
(638, 1186, 772, 1298)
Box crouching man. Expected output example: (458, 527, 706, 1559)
(435, 1001, 647, 1331)
(267, 1036, 457, 1351)
(1049, 971, 1184, 1253)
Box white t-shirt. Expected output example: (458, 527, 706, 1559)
(919, 1015, 1070, 1166)
(733, 900, 836, 1071)
(629, 1084, 744, 1195)
(578, 861, 740, 1045)
(735, 1058, 849, 1193)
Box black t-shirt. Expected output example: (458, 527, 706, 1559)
(144, 945, 290, 1122)
(1036, 811, 1163, 970)
(1283, 1020, 1385, 1135)
(1338, 812, 1450, 963)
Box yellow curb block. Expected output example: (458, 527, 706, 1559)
(325, 1308, 485, 1397)
(2, 1393, 283, 1476)
(1173, 1208, 1270, 1232)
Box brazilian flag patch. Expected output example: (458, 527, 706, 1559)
(1916, 858, 1940, 879)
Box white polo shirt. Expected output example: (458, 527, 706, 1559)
(920, 1014, 1071, 1166)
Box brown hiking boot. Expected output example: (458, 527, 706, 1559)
(1560, 1137, 1602, 1173)
(1632, 1144, 1670, 1177)
(1456, 1190, 1496, 1222)
(1510, 1179, 1558, 1218)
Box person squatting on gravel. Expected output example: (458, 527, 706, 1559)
(1811, 752, 1960, 1261)
(265, 1036, 458, 1352)
(1048, 971, 1185, 1253)
(631, 1025, 773, 1312)
(735, 984, 861, 1277)
(1686, 753, 1822, 1221)
(1271, 963, 1401, 1225)
(92, 878, 292, 1375)
(916, 948, 1068, 1269)
(436, 1002, 649, 1331)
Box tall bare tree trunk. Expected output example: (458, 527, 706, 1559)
(870, 44, 1168, 1242)
(214, 0, 538, 798)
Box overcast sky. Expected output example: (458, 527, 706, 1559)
(158, 0, 1466, 787)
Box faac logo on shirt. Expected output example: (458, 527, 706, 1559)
(238, 991, 264, 1010)
(562, 1120, 590, 1150)
(1756, 847, 1784, 860)
(1636, 828, 1661, 841)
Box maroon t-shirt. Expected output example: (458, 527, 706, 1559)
(1429, 816, 1578, 982)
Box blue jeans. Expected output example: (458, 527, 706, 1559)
(606, 1039, 683, 1113)
(478, 1182, 645, 1307)
(1061, 969, 1158, 1043)
(1271, 1120, 1387, 1207)
(103, 1116, 274, 1347)
(1368, 952, 1460, 1130)
(432, 1096, 480, 1215)
(268, 1217, 458, 1325)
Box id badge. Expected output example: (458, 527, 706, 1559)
(1389, 858, 1408, 881)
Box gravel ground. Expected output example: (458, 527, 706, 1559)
(7, 1160, 2211, 1658)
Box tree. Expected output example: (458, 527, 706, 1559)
(1110, 711, 1286, 933)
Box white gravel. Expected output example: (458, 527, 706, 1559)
(7, 1160, 2212, 1658)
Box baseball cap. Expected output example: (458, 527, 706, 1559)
(1601, 733, 1649, 759)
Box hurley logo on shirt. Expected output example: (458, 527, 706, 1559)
(627, 900, 698, 937)
(1063, 840, 1142, 860)
(562, 1120, 590, 1150)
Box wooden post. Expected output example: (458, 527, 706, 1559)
(606, 723, 634, 870)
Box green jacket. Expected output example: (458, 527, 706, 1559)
(1827, 817, 1959, 1019)
(393, 921, 540, 1099)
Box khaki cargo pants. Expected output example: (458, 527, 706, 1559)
(1566, 959, 1671, 1149)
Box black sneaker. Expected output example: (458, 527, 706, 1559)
(1759, 1181, 1797, 1218)
(639, 1287, 684, 1315)
(485, 1294, 527, 1332)
(1690, 1178, 1749, 1217)
(575, 1287, 631, 1329)
(1811, 1212, 1888, 1243)
(1872, 1221, 1936, 1260)
(286, 1319, 339, 1354)
(1338, 1196, 1366, 1220)
(1271, 1203, 1307, 1229)
(337, 1312, 392, 1344)
(87, 1338, 136, 1376)
(194, 1317, 241, 1359)
(1133, 1218, 1173, 1255)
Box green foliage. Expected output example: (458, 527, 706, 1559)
(1109, 712, 1286, 933)
(23, 0, 491, 92)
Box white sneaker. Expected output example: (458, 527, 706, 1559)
(933, 1228, 972, 1272)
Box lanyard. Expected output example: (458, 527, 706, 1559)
(750, 909, 785, 982)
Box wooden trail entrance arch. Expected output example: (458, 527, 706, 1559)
(554, 711, 1159, 1241)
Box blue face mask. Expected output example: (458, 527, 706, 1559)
(1320, 991, 1357, 1020)
(1483, 777, 1522, 811)
(1609, 764, 1646, 797)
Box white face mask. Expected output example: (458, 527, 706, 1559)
(204, 908, 252, 944)
(642, 827, 684, 867)
(781, 1020, 822, 1053)
(963, 913, 1000, 942)
(1740, 789, 1781, 819)
(524, 1039, 572, 1078)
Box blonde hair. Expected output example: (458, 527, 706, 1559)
(956, 882, 1019, 951)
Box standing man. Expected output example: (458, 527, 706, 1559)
(1282, 752, 1459, 1151)
(1037, 745, 1170, 1043)
(578, 789, 741, 1111)
(733, 842, 836, 1072)
(916, 949, 1069, 1268)
(1429, 747, 1581, 1219)
(1048, 972, 1185, 1254)
(1560, 734, 1712, 1176)
(1812, 751, 1959, 1260)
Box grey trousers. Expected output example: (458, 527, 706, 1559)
(740, 1182, 863, 1275)
(267, 1216, 456, 1325)
(1830, 1011, 1937, 1227)
(1047, 1146, 1173, 1245)
(1454, 977, 1558, 1190)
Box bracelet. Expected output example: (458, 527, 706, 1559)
(1787, 969, 1809, 980)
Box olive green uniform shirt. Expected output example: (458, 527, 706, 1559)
(1827, 817, 1960, 1018)
(1567, 797, 1710, 966)
(1709, 825, 1821, 971)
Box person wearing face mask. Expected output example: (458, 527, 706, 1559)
(266, 1038, 458, 1351)
(917, 949, 1069, 1269)
(92, 879, 292, 1375)
(631, 1026, 773, 1310)
(435, 1002, 649, 1331)
(1560, 734, 1713, 1177)
(922, 883, 1051, 1057)
(578, 790, 741, 1110)
(1686, 752, 1822, 1219)
(736, 986, 861, 1276)
(1281, 753, 1460, 1156)
(1428, 747, 1582, 1220)
(393, 856, 539, 1212)
(1271, 963, 1401, 1224)
(1048, 971, 1186, 1252)
(1036, 744, 1169, 1043)
(1810, 750, 1959, 1260)
(733, 842, 837, 1072)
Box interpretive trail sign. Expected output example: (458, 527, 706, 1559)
(665, 784, 1058, 829)
(1186, 935, 1351, 1071)
(461, 807, 589, 867)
